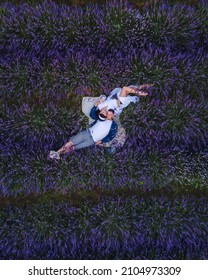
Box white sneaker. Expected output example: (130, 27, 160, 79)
(49, 151, 60, 160)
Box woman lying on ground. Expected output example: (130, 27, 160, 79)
(97, 84, 153, 115)
(49, 105, 117, 159)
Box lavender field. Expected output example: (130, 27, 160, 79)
(0, 0, 208, 259)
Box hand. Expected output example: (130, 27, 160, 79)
(95, 141, 103, 146)
(95, 100, 101, 107)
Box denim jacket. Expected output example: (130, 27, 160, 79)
(89, 106, 118, 143)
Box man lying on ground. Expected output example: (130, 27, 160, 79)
(49, 105, 117, 159)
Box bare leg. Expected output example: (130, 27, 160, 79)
(57, 141, 74, 155)
(119, 87, 129, 97)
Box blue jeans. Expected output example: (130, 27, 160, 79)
(69, 129, 95, 150)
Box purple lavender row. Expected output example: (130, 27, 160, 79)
(1, 94, 207, 158)
(1, 47, 207, 101)
(1, 1, 207, 56)
(0, 145, 207, 196)
(0, 196, 208, 259)
(0, 1, 207, 99)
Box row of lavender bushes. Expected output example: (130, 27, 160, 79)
(1, 144, 207, 196)
(1, 196, 208, 259)
(1, 1, 208, 97)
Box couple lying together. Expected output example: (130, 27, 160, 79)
(49, 84, 152, 159)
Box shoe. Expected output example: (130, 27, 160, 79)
(49, 151, 60, 160)
(137, 90, 148, 96)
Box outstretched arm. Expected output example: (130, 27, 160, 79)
(120, 86, 148, 97)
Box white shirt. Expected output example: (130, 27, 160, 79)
(89, 120, 112, 142)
